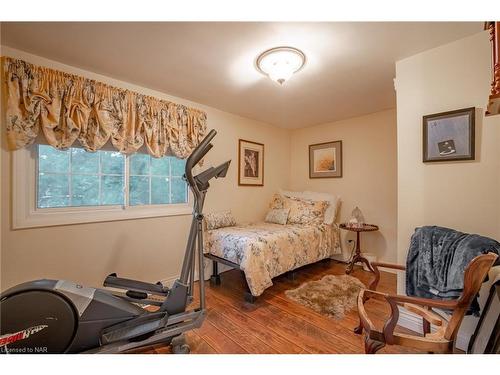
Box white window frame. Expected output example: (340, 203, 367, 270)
(12, 146, 193, 229)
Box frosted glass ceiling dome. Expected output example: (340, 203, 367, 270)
(256, 46, 306, 85)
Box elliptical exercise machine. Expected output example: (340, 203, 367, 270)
(0, 129, 230, 354)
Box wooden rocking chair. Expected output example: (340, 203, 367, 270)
(355, 253, 498, 354)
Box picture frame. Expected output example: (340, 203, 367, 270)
(238, 139, 264, 186)
(423, 107, 475, 163)
(309, 140, 342, 178)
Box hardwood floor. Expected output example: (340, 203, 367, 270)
(134, 260, 424, 354)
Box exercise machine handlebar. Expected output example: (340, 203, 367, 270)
(184, 129, 217, 193)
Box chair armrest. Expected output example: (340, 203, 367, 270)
(357, 289, 393, 345)
(357, 289, 378, 333)
(362, 289, 389, 299)
(385, 293, 457, 310)
(380, 292, 457, 344)
(361, 288, 456, 310)
(358, 288, 457, 345)
(368, 262, 406, 290)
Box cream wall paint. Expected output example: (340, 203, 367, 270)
(289, 109, 398, 263)
(0, 46, 290, 291)
(396, 30, 500, 283)
(1, 30, 497, 352)
(0, 45, 398, 293)
(395, 31, 500, 350)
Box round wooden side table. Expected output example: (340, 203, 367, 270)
(339, 223, 379, 274)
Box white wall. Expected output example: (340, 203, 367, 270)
(0, 46, 290, 291)
(290, 110, 398, 263)
(396, 30, 500, 350)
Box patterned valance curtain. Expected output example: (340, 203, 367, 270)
(3, 57, 207, 158)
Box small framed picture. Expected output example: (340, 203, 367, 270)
(423, 107, 475, 162)
(238, 139, 264, 186)
(309, 140, 342, 178)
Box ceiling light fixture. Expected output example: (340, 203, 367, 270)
(256, 46, 306, 85)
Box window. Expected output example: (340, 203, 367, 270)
(37, 146, 188, 209)
(12, 145, 192, 229)
(37, 146, 126, 208)
(128, 153, 188, 206)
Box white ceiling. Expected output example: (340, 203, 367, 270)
(1, 22, 482, 128)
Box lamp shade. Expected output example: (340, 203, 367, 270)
(256, 46, 306, 85)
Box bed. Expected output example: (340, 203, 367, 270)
(203, 218, 341, 301)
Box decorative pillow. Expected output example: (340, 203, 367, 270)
(286, 197, 329, 225)
(302, 191, 340, 225)
(205, 210, 236, 230)
(265, 208, 290, 225)
(269, 193, 286, 209)
(280, 189, 340, 225)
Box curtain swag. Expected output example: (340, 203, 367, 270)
(3, 57, 207, 158)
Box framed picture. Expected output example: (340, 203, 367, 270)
(423, 107, 475, 162)
(309, 140, 342, 178)
(238, 139, 264, 186)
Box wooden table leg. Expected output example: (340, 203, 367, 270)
(346, 231, 374, 274)
(346, 232, 360, 274)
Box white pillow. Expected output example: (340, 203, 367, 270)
(302, 191, 339, 225)
(279, 189, 306, 200)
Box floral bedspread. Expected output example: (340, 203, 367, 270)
(204, 222, 341, 296)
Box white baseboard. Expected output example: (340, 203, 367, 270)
(330, 256, 399, 274)
(373, 267, 399, 275)
(159, 275, 182, 288)
(398, 307, 470, 351)
(331, 254, 350, 262)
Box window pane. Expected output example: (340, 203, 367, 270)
(38, 145, 69, 173)
(151, 176, 169, 204)
(151, 157, 169, 176)
(170, 157, 186, 177)
(171, 177, 187, 203)
(71, 175, 99, 206)
(102, 175, 124, 205)
(129, 176, 150, 205)
(37, 147, 187, 209)
(101, 151, 124, 175)
(38, 173, 69, 208)
(130, 154, 150, 175)
(71, 148, 99, 174)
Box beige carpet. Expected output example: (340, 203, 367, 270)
(285, 274, 365, 319)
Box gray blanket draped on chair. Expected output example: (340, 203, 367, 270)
(406, 226, 500, 315)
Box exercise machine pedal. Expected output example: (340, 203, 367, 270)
(101, 312, 169, 344)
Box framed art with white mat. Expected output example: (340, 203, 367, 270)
(238, 139, 264, 186)
(309, 140, 342, 178)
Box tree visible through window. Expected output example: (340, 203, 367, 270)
(37, 145, 188, 209)
(129, 153, 187, 205)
